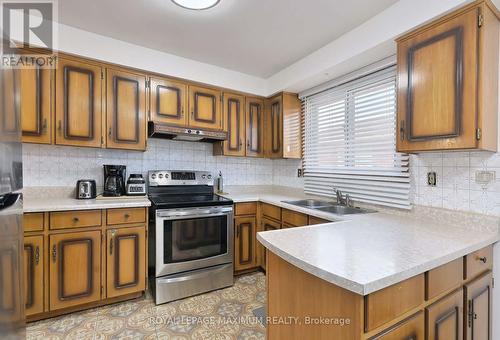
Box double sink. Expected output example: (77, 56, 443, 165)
(282, 199, 376, 215)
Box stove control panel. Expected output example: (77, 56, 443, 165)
(148, 170, 213, 186)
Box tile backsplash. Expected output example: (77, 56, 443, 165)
(411, 151, 500, 216)
(22, 139, 304, 188)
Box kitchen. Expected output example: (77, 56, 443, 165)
(0, 0, 500, 339)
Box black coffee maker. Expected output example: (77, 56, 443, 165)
(103, 165, 126, 197)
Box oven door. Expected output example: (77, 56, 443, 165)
(155, 206, 233, 277)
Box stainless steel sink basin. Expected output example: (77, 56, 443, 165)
(281, 199, 335, 208)
(282, 199, 376, 215)
(316, 205, 376, 215)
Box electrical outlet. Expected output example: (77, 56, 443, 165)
(475, 170, 495, 185)
(297, 168, 303, 177)
(427, 172, 437, 186)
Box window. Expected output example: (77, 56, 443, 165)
(301, 66, 410, 209)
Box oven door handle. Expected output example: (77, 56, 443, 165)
(156, 207, 233, 219)
(157, 264, 230, 284)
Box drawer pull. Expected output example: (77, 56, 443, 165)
(72, 217, 80, 223)
(52, 245, 57, 263)
(34, 246, 40, 265)
(124, 214, 130, 219)
(478, 256, 487, 263)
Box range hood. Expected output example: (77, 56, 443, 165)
(148, 122, 227, 142)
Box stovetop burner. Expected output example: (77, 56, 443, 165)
(147, 170, 233, 209)
(149, 193, 233, 208)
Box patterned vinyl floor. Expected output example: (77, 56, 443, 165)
(27, 272, 266, 340)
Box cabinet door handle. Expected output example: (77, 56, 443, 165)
(109, 237, 113, 255)
(52, 245, 57, 263)
(247, 140, 250, 148)
(400, 120, 405, 141)
(181, 108, 184, 118)
(34, 246, 40, 265)
(57, 120, 62, 135)
(236, 225, 240, 238)
(191, 110, 194, 119)
(42, 118, 47, 133)
(478, 256, 487, 263)
(108, 127, 112, 138)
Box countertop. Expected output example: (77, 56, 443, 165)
(22, 187, 151, 212)
(221, 185, 500, 296)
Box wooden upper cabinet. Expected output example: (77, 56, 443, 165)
(49, 230, 101, 311)
(266, 94, 283, 158)
(215, 93, 246, 156)
(106, 226, 146, 298)
(464, 272, 492, 340)
(106, 68, 147, 151)
(396, 2, 499, 152)
(188, 85, 222, 130)
(24, 235, 44, 316)
(19, 67, 53, 144)
(246, 97, 264, 157)
(282, 93, 302, 158)
(0, 68, 20, 141)
(150, 76, 188, 127)
(55, 57, 103, 148)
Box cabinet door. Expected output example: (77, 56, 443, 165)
(370, 311, 424, 340)
(397, 8, 478, 152)
(234, 217, 256, 271)
(260, 217, 281, 271)
(0, 240, 23, 324)
(267, 94, 283, 158)
(49, 230, 101, 311)
(282, 93, 302, 159)
(245, 97, 264, 157)
(221, 93, 245, 156)
(55, 57, 103, 148)
(188, 85, 222, 130)
(0, 68, 19, 141)
(24, 235, 44, 317)
(106, 68, 147, 151)
(426, 289, 463, 340)
(106, 226, 146, 298)
(19, 67, 53, 144)
(150, 77, 188, 127)
(464, 272, 492, 340)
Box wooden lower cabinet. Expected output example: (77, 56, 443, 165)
(234, 216, 257, 271)
(260, 217, 281, 271)
(464, 272, 492, 340)
(370, 312, 424, 340)
(426, 289, 463, 340)
(24, 235, 44, 316)
(106, 226, 146, 298)
(49, 230, 102, 311)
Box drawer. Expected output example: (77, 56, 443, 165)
(107, 208, 146, 225)
(308, 215, 329, 225)
(24, 213, 44, 232)
(365, 274, 424, 332)
(369, 311, 424, 340)
(261, 203, 281, 221)
(464, 245, 493, 280)
(50, 210, 102, 230)
(234, 202, 257, 216)
(426, 258, 462, 300)
(282, 209, 308, 227)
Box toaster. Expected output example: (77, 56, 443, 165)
(76, 180, 97, 199)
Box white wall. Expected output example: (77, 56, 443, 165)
(55, 23, 268, 96)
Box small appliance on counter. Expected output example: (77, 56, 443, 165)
(126, 174, 146, 196)
(76, 179, 97, 199)
(103, 165, 126, 197)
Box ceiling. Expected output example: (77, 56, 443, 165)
(58, 0, 398, 78)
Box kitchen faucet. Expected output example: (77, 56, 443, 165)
(334, 188, 353, 207)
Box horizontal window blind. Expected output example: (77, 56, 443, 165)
(302, 66, 410, 209)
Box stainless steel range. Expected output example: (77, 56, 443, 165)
(148, 170, 234, 304)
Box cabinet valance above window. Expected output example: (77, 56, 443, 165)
(301, 66, 411, 209)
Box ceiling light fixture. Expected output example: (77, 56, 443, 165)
(171, 0, 220, 10)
